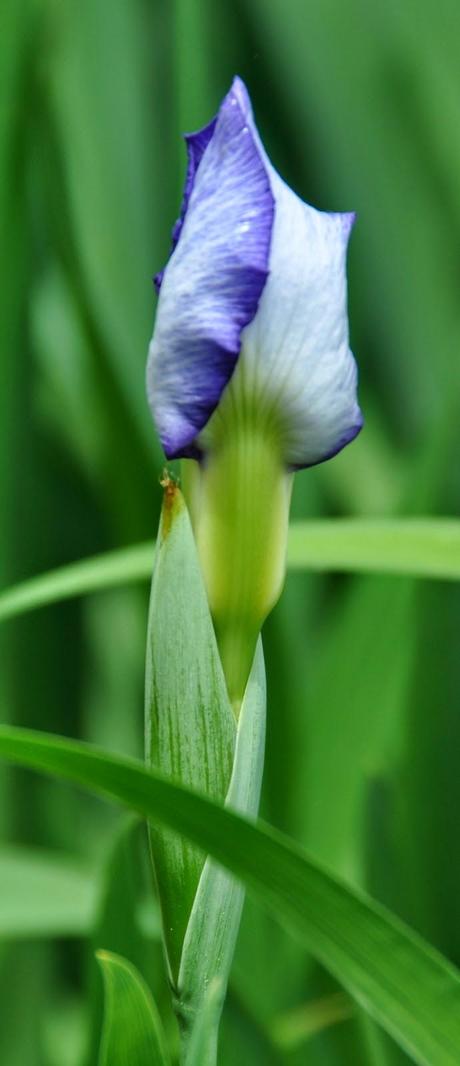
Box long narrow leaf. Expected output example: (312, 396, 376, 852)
(0, 543, 153, 622)
(97, 951, 170, 1065)
(0, 726, 459, 1066)
(1, 519, 460, 625)
(288, 519, 460, 580)
(145, 485, 235, 980)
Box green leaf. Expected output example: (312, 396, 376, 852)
(97, 950, 170, 1066)
(0, 726, 460, 1065)
(45, 0, 162, 462)
(146, 483, 266, 1062)
(145, 485, 235, 981)
(2, 519, 460, 626)
(84, 817, 161, 1066)
(0, 845, 98, 938)
(287, 519, 460, 581)
(178, 639, 266, 1056)
(184, 978, 225, 1066)
(0, 542, 153, 623)
(31, 265, 107, 483)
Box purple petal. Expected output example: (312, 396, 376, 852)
(154, 117, 217, 293)
(147, 78, 274, 459)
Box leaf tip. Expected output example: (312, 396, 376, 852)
(159, 470, 183, 539)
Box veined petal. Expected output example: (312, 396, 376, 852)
(227, 165, 362, 469)
(154, 118, 217, 293)
(147, 79, 274, 460)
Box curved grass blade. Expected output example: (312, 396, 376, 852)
(97, 951, 170, 1065)
(46, 0, 162, 463)
(1, 519, 460, 625)
(0, 542, 154, 623)
(84, 817, 160, 1066)
(0, 726, 459, 1065)
(287, 519, 460, 580)
(184, 978, 225, 1066)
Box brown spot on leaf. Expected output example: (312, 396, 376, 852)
(160, 470, 182, 539)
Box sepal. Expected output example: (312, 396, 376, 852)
(177, 641, 266, 1060)
(145, 482, 236, 982)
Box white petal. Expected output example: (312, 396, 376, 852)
(239, 165, 362, 468)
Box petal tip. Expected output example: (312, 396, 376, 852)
(328, 210, 356, 243)
(229, 75, 253, 117)
(341, 211, 356, 240)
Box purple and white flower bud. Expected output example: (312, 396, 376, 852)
(147, 77, 362, 705)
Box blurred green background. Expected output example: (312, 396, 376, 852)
(1, 0, 460, 1062)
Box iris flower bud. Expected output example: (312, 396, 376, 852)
(147, 77, 362, 706)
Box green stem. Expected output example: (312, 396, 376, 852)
(192, 424, 291, 708)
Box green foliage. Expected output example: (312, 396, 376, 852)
(84, 816, 162, 1066)
(2, 518, 460, 626)
(0, 846, 97, 939)
(145, 480, 266, 1061)
(97, 951, 170, 1066)
(2, 1, 460, 1062)
(184, 978, 225, 1066)
(1, 726, 460, 1065)
(288, 519, 460, 581)
(145, 485, 236, 982)
(177, 639, 265, 1056)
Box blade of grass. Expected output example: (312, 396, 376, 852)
(1, 519, 460, 624)
(44, 0, 163, 461)
(0, 543, 154, 622)
(0, 726, 460, 1065)
(84, 817, 162, 1066)
(97, 950, 171, 1066)
(287, 519, 460, 580)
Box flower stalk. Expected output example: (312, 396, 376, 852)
(185, 369, 292, 707)
(145, 74, 362, 1061)
(145, 483, 265, 1062)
